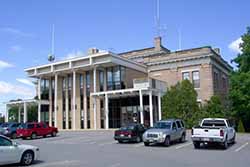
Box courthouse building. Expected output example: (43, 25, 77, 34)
(5, 37, 232, 130)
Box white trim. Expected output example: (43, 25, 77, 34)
(181, 68, 200, 73)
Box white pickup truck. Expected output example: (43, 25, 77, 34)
(191, 118, 236, 149)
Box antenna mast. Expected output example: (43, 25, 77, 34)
(48, 24, 55, 62)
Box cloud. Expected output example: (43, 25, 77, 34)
(0, 27, 35, 38)
(0, 60, 14, 70)
(0, 81, 34, 97)
(16, 78, 34, 87)
(10, 45, 22, 52)
(229, 37, 243, 53)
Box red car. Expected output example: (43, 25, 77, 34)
(17, 122, 58, 139)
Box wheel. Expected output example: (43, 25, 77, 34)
(144, 142, 149, 146)
(164, 136, 170, 147)
(51, 131, 56, 137)
(193, 142, 200, 149)
(136, 136, 141, 143)
(21, 151, 34, 166)
(231, 134, 236, 144)
(12, 132, 17, 139)
(179, 134, 185, 143)
(118, 140, 123, 143)
(222, 138, 228, 149)
(31, 133, 37, 140)
(22, 137, 26, 140)
(43, 135, 47, 138)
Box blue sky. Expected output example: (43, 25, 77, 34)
(0, 0, 249, 115)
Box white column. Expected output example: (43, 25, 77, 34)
(93, 67, 97, 129)
(149, 90, 153, 127)
(49, 79, 52, 126)
(72, 71, 76, 130)
(139, 90, 144, 124)
(158, 92, 162, 121)
(93, 97, 97, 130)
(105, 94, 109, 130)
(38, 78, 41, 122)
(54, 74, 58, 127)
(65, 78, 69, 129)
(23, 102, 27, 123)
(83, 73, 87, 129)
(38, 102, 41, 122)
(18, 106, 21, 123)
(5, 104, 9, 123)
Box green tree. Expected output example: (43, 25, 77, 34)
(162, 80, 199, 128)
(8, 106, 19, 122)
(230, 27, 250, 132)
(201, 95, 226, 118)
(237, 119, 246, 133)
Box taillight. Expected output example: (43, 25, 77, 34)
(220, 130, 224, 137)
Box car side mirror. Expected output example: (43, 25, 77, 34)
(12, 142, 18, 147)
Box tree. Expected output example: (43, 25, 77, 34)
(162, 80, 199, 128)
(230, 27, 250, 132)
(201, 95, 226, 118)
(237, 119, 245, 133)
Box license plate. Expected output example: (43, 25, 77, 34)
(120, 134, 124, 137)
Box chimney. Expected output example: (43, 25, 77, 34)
(154, 36, 162, 51)
(214, 48, 220, 55)
(88, 48, 99, 55)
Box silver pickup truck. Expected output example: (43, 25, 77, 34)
(142, 119, 186, 146)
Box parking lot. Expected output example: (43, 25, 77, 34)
(4, 131, 250, 167)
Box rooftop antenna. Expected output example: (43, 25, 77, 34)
(178, 28, 182, 50)
(156, 0, 160, 36)
(48, 24, 55, 62)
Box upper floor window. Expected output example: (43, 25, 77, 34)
(86, 71, 90, 96)
(99, 70, 104, 92)
(213, 71, 219, 89)
(80, 74, 83, 89)
(68, 74, 72, 90)
(182, 72, 190, 80)
(107, 66, 125, 90)
(192, 71, 200, 88)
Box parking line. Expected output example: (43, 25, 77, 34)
(98, 141, 117, 146)
(175, 142, 192, 149)
(133, 143, 144, 148)
(235, 142, 249, 152)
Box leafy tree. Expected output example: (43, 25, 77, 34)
(230, 27, 250, 132)
(237, 119, 245, 133)
(201, 95, 226, 118)
(8, 106, 19, 122)
(162, 80, 199, 128)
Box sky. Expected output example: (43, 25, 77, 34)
(0, 0, 249, 115)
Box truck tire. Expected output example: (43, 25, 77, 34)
(12, 132, 17, 139)
(193, 142, 200, 149)
(31, 133, 37, 140)
(222, 137, 228, 149)
(144, 142, 149, 146)
(164, 136, 170, 147)
(179, 133, 185, 143)
(51, 131, 56, 137)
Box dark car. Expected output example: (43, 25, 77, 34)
(114, 123, 146, 143)
(0, 122, 20, 139)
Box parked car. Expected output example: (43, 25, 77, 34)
(114, 123, 146, 143)
(17, 122, 58, 139)
(191, 118, 236, 149)
(0, 122, 20, 139)
(0, 135, 40, 166)
(143, 119, 186, 146)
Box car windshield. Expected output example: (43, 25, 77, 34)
(120, 125, 135, 130)
(202, 120, 226, 127)
(1, 123, 9, 128)
(153, 122, 171, 129)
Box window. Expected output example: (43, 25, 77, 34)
(99, 71, 104, 91)
(68, 74, 72, 90)
(222, 77, 227, 90)
(182, 72, 190, 80)
(180, 121, 185, 127)
(213, 72, 219, 89)
(80, 74, 83, 89)
(106, 66, 126, 90)
(86, 71, 90, 96)
(0, 137, 12, 146)
(192, 71, 200, 88)
(176, 121, 181, 128)
(172, 122, 177, 130)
